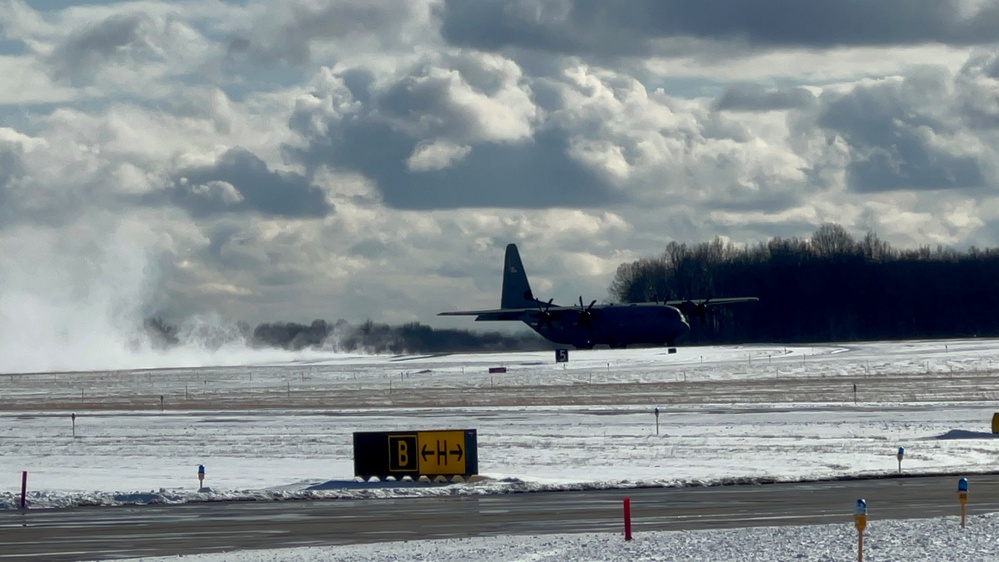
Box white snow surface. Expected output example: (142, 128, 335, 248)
(4, 338, 999, 560)
(107, 514, 999, 561)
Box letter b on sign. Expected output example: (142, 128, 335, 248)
(388, 435, 418, 472)
(398, 440, 408, 467)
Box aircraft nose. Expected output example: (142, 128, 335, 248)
(662, 306, 689, 335)
(672, 308, 690, 336)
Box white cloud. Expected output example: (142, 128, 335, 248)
(5, 0, 999, 338)
(187, 180, 244, 204)
(376, 53, 537, 143)
(0, 55, 79, 104)
(643, 45, 974, 85)
(567, 139, 630, 181)
(0, 126, 46, 150)
(406, 140, 471, 171)
(195, 282, 254, 297)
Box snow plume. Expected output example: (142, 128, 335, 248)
(0, 215, 322, 374)
(175, 312, 250, 352)
(0, 216, 160, 373)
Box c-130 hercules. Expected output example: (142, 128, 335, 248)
(440, 244, 758, 351)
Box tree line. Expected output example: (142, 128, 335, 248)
(144, 317, 550, 353)
(144, 222, 999, 352)
(609, 223, 999, 344)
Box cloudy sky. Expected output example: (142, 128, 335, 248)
(4, 0, 999, 341)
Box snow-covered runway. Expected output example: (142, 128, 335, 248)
(3, 338, 999, 508)
(3, 338, 999, 560)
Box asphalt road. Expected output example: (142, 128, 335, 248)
(3, 474, 999, 561)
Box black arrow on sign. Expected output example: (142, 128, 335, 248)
(421, 444, 432, 462)
(450, 443, 463, 461)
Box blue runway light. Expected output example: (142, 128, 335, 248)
(855, 499, 867, 515)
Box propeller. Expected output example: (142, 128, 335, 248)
(678, 298, 713, 319)
(534, 298, 555, 329)
(652, 291, 669, 304)
(576, 296, 597, 328)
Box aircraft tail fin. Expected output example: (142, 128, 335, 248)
(501, 243, 536, 309)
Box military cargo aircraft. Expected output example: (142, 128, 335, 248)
(439, 244, 757, 351)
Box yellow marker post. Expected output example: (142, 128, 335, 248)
(854, 499, 867, 562)
(958, 477, 969, 528)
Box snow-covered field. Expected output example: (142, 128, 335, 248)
(4, 338, 999, 560)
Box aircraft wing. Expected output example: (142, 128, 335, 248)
(664, 297, 759, 306)
(439, 304, 585, 322)
(438, 308, 534, 321)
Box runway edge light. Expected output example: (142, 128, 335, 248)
(958, 477, 969, 528)
(897, 447, 904, 473)
(854, 499, 867, 562)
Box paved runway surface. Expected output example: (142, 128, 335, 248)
(3, 474, 999, 561)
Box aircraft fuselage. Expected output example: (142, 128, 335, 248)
(521, 302, 689, 349)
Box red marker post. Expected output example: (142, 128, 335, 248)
(623, 497, 632, 541)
